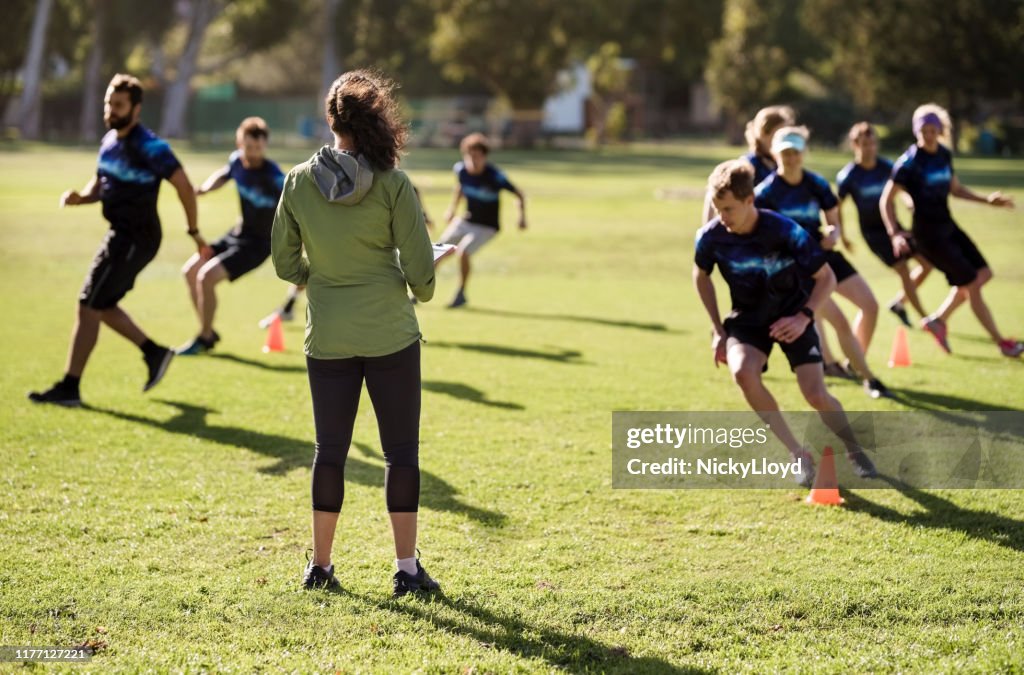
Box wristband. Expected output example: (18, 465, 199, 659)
(187, 229, 199, 236)
(798, 306, 814, 320)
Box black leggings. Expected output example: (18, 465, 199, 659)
(306, 340, 421, 513)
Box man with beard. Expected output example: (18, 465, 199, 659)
(28, 74, 210, 407)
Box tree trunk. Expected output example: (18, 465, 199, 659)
(319, 0, 343, 121)
(13, 0, 54, 139)
(159, 0, 219, 138)
(79, 1, 106, 142)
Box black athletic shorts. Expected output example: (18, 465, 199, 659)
(724, 316, 823, 373)
(79, 229, 160, 310)
(863, 230, 913, 268)
(824, 250, 858, 284)
(210, 229, 271, 281)
(915, 223, 987, 287)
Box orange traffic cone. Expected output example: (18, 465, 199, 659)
(888, 327, 911, 367)
(805, 446, 845, 506)
(262, 314, 285, 353)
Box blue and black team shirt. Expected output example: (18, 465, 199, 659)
(742, 151, 776, 187)
(455, 161, 517, 230)
(97, 124, 181, 233)
(891, 144, 955, 238)
(754, 170, 839, 241)
(225, 150, 285, 239)
(836, 158, 893, 236)
(695, 209, 827, 325)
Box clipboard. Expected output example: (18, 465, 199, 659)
(432, 243, 457, 263)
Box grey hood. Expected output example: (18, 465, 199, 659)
(310, 146, 374, 204)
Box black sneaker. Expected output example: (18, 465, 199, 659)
(28, 381, 82, 408)
(302, 553, 340, 590)
(888, 302, 912, 328)
(447, 289, 467, 309)
(847, 450, 878, 479)
(143, 346, 174, 392)
(864, 378, 892, 399)
(393, 560, 441, 598)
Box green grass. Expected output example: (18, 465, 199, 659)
(1, 139, 1023, 673)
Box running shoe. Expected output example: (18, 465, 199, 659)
(302, 550, 340, 590)
(847, 450, 878, 479)
(393, 560, 441, 598)
(447, 289, 467, 309)
(923, 318, 952, 354)
(888, 301, 912, 328)
(176, 335, 212, 356)
(28, 381, 82, 408)
(864, 378, 892, 399)
(999, 339, 1024, 358)
(791, 448, 816, 488)
(142, 346, 174, 392)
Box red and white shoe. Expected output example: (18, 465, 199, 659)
(999, 339, 1024, 358)
(923, 318, 952, 354)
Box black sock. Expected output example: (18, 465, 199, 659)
(61, 374, 81, 390)
(140, 339, 163, 358)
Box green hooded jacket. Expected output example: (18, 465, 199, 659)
(271, 147, 435, 359)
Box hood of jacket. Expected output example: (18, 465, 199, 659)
(309, 146, 374, 205)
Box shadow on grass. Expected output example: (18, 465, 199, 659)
(464, 306, 678, 334)
(336, 588, 707, 674)
(844, 475, 1024, 554)
(84, 400, 506, 526)
(888, 387, 1024, 414)
(428, 340, 585, 364)
(207, 352, 307, 373)
(423, 380, 524, 410)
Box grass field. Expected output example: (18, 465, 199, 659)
(1, 139, 1023, 673)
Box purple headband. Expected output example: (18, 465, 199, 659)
(913, 111, 944, 136)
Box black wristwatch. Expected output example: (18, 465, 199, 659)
(798, 306, 814, 320)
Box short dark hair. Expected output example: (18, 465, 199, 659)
(237, 116, 269, 143)
(459, 132, 490, 155)
(707, 160, 755, 200)
(108, 73, 143, 106)
(848, 121, 875, 145)
(325, 69, 407, 171)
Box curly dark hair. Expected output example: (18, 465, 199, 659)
(108, 73, 143, 106)
(325, 70, 408, 171)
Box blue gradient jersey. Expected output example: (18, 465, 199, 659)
(742, 151, 776, 186)
(455, 161, 517, 229)
(891, 144, 955, 238)
(836, 159, 893, 235)
(754, 170, 839, 241)
(226, 150, 285, 239)
(695, 209, 827, 325)
(97, 124, 181, 237)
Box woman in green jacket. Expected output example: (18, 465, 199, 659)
(272, 70, 440, 596)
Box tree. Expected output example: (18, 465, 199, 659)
(704, 0, 821, 132)
(586, 42, 631, 144)
(158, 0, 219, 138)
(155, 0, 303, 137)
(12, 0, 54, 139)
(320, 0, 342, 111)
(430, 0, 574, 109)
(803, 0, 1024, 128)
